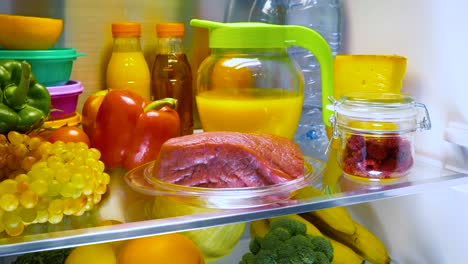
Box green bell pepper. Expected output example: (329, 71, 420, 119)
(0, 60, 51, 134)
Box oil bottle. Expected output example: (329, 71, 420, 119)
(151, 22, 193, 135)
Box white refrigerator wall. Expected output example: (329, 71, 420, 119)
(343, 1, 468, 263)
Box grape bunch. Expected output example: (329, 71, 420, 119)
(0, 131, 110, 236)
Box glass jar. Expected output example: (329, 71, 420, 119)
(329, 93, 431, 181)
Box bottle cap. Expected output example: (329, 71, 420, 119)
(112, 22, 141, 37)
(156, 23, 185, 37)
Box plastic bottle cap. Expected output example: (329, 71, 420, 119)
(156, 23, 185, 37)
(112, 22, 141, 37)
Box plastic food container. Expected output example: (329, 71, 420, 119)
(329, 92, 431, 181)
(47, 80, 84, 120)
(44, 112, 82, 128)
(0, 48, 85, 86)
(125, 156, 325, 209)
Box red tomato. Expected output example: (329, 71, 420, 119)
(48, 126, 91, 146)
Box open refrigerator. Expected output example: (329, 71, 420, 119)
(1, 0, 468, 263)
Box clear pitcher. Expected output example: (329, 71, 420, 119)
(190, 19, 333, 140)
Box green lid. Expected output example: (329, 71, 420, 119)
(0, 48, 86, 60)
(191, 19, 320, 49)
(190, 19, 335, 126)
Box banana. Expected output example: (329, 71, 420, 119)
(264, 215, 364, 264)
(328, 237, 365, 264)
(305, 214, 391, 264)
(249, 219, 270, 238)
(307, 207, 356, 235)
(292, 186, 356, 236)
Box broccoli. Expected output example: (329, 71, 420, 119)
(13, 248, 73, 264)
(240, 217, 333, 264)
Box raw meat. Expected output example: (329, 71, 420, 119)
(152, 132, 304, 188)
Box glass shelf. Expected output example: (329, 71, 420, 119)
(0, 159, 467, 257)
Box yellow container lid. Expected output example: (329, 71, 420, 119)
(44, 112, 81, 129)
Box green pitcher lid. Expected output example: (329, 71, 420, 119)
(191, 19, 309, 49)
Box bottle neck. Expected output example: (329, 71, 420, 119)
(157, 36, 184, 54)
(112, 36, 143, 52)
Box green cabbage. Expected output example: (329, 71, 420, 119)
(151, 196, 246, 263)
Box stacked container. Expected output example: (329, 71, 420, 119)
(0, 14, 85, 127)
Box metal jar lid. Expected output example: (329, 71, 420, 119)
(329, 92, 431, 135)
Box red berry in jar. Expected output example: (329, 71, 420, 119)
(339, 134, 414, 179)
(330, 93, 431, 181)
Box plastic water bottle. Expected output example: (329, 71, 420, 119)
(287, 0, 342, 160)
(224, 0, 342, 160)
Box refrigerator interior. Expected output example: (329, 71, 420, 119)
(1, 0, 468, 263)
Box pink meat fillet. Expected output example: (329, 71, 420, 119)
(152, 132, 304, 188)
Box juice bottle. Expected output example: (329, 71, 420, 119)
(106, 22, 151, 100)
(151, 22, 193, 135)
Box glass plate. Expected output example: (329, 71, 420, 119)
(124, 156, 325, 209)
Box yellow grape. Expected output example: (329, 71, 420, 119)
(48, 199, 64, 215)
(35, 209, 48, 224)
(0, 194, 18, 211)
(6, 154, 20, 171)
(93, 193, 102, 204)
(12, 144, 27, 158)
(82, 182, 95, 196)
(19, 190, 38, 209)
(60, 182, 76, 197)
(0, 133, 111, 235)
(0, 134, 7, 144)
(46, 155, 63, 170)
(0, 156, 6, 169)
(26, 136, 42, 151)
(3, 212, 24, 236)
(48, 213, 63, 224)
(0, 179, 18, 194)
(14, 173, 30, 183)
(19, 207, 37, 223)
(30, 179, 48, 196)
(36, 141, 52, 159)
(56, 171, 71, 184)
(0, 144, 7, 155)
(47, 180, 61, 197)
(16, 181, 29, 193)
(88, 148, 101, 160)
(71, 173, 85, 189)
(36, 196, 50, 210)
(96, 184, 107, 195)
(62, 198, 74, 215)
(7, 131, 24, 145)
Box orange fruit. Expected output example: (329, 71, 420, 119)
(0, 14, 63, 50)
(211, 58, 253, 89)
(119, 234, 205, 264)
(65, 243, 117, 264)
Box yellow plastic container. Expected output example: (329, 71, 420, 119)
(0, 14, 63, 50)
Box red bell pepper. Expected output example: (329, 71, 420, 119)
(81, 89, 108, 141)
(91, 89, 180, 170)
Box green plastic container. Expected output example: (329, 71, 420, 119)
(0, 48, 85, 86)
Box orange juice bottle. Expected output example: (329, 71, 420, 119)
(151, 23, 193, 135)
(106, 22, 151, 100)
